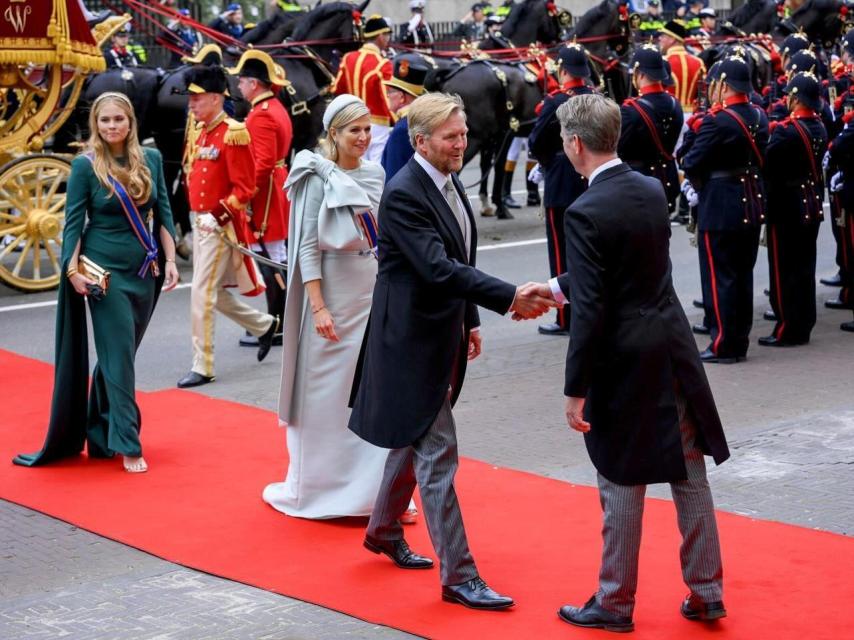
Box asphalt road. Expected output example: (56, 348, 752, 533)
(1, 161, 853, 639)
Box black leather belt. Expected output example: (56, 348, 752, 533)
(708, 168, 754, 179)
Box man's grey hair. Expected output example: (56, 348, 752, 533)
(407, 92, 465, 148)
(556, 94, 621, 153)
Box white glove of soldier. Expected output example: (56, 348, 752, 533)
(830, 171, 845, 193)
(681, 179, 699, 208)
(823, 150, 832, 172)
(196, 213, 219, 234)
(528, 163, 544, 185)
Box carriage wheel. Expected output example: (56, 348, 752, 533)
(0, 155, 71, 292)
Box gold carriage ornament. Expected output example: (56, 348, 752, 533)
(0, 0, 117, 292)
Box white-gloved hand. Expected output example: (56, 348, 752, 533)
(528, 163, 544, 185)
(197, 213, 219, 233)
(831, 171, 845, 193)
(681, 179, 699, 208)
(823, 150, 832, 171)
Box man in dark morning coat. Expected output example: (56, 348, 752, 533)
(532, 94, 730, 632)
(348, 93, 556, 610)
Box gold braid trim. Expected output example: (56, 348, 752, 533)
(224, 119, 251, 146)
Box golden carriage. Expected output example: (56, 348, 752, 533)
(0, 0, 130, 291)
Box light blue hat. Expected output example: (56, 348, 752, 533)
(322, 94, 367, 132)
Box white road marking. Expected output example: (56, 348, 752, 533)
(478, 238, 546, 252)
(0, 235, 545, 313)
(0, 282, 193, 313)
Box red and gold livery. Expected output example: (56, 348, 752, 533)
(666, 45, 706, 111)
(332, 42, 393, 126)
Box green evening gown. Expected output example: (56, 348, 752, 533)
(13, 147, 176, 466)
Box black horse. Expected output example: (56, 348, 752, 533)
(566, 0, 632, 105)
(500, 0, 568, 47)
(785, 0, 853, 47)
(724, 0, 780, 35)
(288, 0, 367, 69)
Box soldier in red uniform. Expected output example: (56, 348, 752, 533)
(230, 49, 293, 347)
(332, 14, 393, 161)
(659, 20, 705, 115)
(176, 65, 278, 389)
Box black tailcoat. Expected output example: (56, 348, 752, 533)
(349, 158, 516, 449)
(557, 163, 729, 485)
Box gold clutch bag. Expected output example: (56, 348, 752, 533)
(78, 254, 111, 295)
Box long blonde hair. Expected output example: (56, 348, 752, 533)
(317, 102, 371, 162)
(86, 92, 152, 203)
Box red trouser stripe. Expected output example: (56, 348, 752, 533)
(770, 226, 787, 340)
(547, 207, 566, 326)
(704, 232, 725, 354)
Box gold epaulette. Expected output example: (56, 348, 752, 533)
(224, 118, 251, 146)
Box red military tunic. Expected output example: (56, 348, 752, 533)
(332, 42, 393, 126)
(187, 112, 255, 219)
(666, 45, 706, 112)
(245, 91, 293, 242)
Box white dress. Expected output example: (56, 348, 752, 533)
(264, 154, 390, 519)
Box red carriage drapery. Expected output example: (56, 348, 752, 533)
(0, 0, 104, 71)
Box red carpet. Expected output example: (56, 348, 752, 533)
(1, 348, 852, 639)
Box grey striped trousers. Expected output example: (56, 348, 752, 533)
(595, 393, 724, 617)
(366, 396, 479, 586)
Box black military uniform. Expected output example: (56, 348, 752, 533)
(827, 108, 854, 329)
(761, 73, 827, 346)
(528, 44, 594, 335)
(620, 45, 684, 212)
(682, 56, 770, 363)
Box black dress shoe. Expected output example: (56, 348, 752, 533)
(363, 536, 434, 569)
(699, 348, 740, 364)
(826, 297, 853, 310)
(758, 335, 808, 347)
(692, 323, 710, 335)
(527, 192, 541, 206)
(841, 320, 854, 332)
(692, 299, 704, 309)
(257, 316, 280, 362)
(240, 331, 283, 347)
(538, 322, 569, 336)
(177, 371, 215, 388)
(502, 195, 522, 209)
(820, 271, 843, 287)
(558, 595, 634, 633)
(681, 593, 727, 621)
(441, 576, 514, 610)
(763, 309, 777, 321)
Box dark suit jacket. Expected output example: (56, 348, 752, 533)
(349, 157, 516, 449)
(557, 162, 730, 485)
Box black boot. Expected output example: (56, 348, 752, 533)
(526, 178, 541, 206)
(240, 262, 285, 347)
(502, 163, 521, 209)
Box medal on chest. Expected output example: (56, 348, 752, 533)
(197, 145, 220, 161)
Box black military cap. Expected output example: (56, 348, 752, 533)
(786, 49, 818, 74)
(558, 43, 591, 78)
(363, 14, 391, 38)
(631, 44, 670, 82)
(785, 71, 822, 111)
(647, 0, 660, 6)
(660, 19, 687, 42)
(181, 64, 229, 95)
(844, 29, 854, 56)
(384, 54, 429, 97)
(718, 56, 752, 94)
(781, 32, 810, 57)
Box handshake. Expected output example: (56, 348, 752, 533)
(509, 282, 561, 320)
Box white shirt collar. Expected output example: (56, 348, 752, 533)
(588, 157, 623, 185)
(414, 152, 451, 192)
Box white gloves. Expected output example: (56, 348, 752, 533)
(822, 150, 832, 172)
(681, 179, 699, 208)
(528, 163, 544, 185)
(830, 171, 845, 193)
(196, 213, 218, 233)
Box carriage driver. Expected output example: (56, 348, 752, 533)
(332, 14, 394, 162)
(228, 49, 293, 348)
(176, 65, 278, 389)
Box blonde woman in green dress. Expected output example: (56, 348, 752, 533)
(14, 92, 178, 473)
